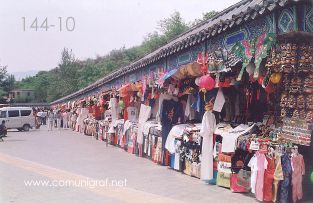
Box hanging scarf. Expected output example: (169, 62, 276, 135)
(232, 33, 276, 80)
(208, 48, 242, 73)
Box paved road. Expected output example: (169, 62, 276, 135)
(0, 127, 257, 203)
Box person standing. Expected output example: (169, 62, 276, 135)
(42, 110, 47, 125)
(62, 110, 69, 129)
(53, 109, 58, 127)
(68, 110, 73, 129)
(0, 120, 7, 141)
(71, 112, 77, 131)
(47, 110, 54, 131)
(56, 110, 62, 130)
(36, 110, 43, 125)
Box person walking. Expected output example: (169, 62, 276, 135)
(47, 110, 54, 131)
(0, 120, 7, 141)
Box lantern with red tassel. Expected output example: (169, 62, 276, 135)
(199, 74, 215, 91)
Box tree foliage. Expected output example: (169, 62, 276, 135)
(16, 11, 217, 102)
(0, 64, 16, 103)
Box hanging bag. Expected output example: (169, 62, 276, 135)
(216, 171, 231, 188)
(236, 169, 251, 190)
(230, 173, 249, 193)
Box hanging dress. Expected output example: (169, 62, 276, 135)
(273, 154, 284, 202)
(255, 151, 268, 201)
(200, 111, 216, 181)
(280, 153, 292, 203)
(263, 156, 276, 201)
(291, 154, 305, 203)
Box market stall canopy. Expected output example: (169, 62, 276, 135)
(162, 62, 203, 81)
(161, 69, 178, 81)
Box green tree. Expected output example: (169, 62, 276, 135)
(158, 11, 188, 42)
(0, 65, 15, 103)
(16, 11, 218, 102)
(190, 11, 218, 27)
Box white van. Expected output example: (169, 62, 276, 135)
(0, 107, 35, 131)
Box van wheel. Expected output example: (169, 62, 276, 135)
(23, 124, 30, 132)
(17, 128, 23, 131)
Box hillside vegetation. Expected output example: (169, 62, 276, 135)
(16, 11, 217, 102)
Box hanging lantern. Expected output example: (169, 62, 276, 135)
(270, 73, 282, 84)
(199, 74, 215, 90)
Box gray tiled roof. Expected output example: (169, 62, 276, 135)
(51, 0, 302, 105)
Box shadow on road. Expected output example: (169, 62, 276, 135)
(0, 139, 26, 142)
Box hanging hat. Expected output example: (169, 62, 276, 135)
(186, 62, 202, 77)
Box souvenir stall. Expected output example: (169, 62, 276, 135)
(83, 117, 98, 137)
(82, 96, 102, 137)
(96, 91, 112, 143)
(198, 34, 313, 203)
(50, 1, 312, 201)
(145, 32, 311, 203)
(167, 124, 202, 175)
(116, 84, 141, 150)
(51, 33, 312, 203)
(142, 120, 160, 159)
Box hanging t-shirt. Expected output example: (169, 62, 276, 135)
(160, 99, 183, 148)
(185, 94, 196, 120)
(165, 124, 190, 154)
(136, 104, 152, 145)
(157, 93, 178, 122)
(127, 106, 138, 122)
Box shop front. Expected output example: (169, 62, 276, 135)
(51, 0, 313, 202)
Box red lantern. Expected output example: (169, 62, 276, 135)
(199, 74, 215, 90)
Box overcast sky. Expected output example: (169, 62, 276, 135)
(0, 0, 240, 73)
